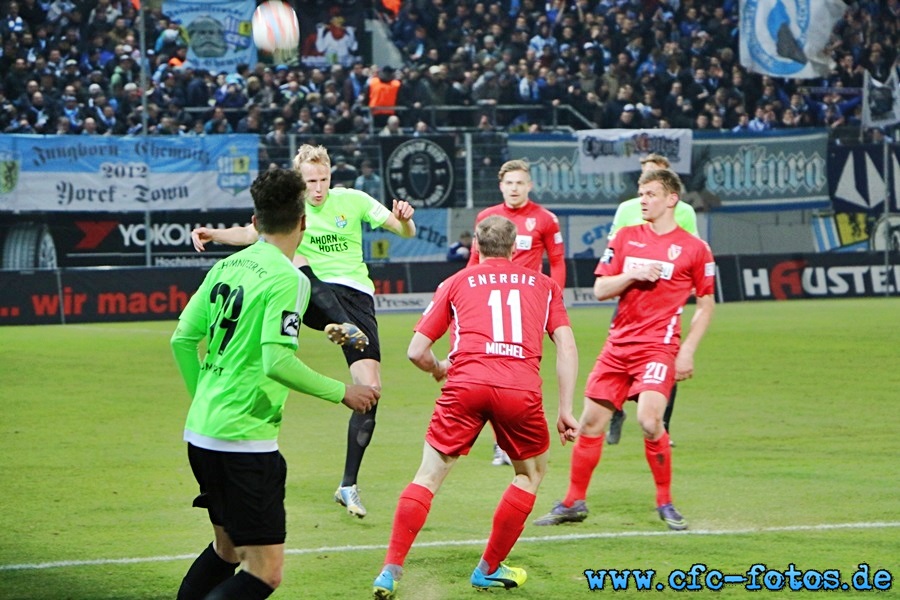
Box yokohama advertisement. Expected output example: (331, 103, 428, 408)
(0, 210, 253, 269)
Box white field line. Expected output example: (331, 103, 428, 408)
(1, 521, 898, 572)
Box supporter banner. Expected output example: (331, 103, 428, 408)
(822, 143, 900, 252)
(0, 135, 258, 213)
(297, 2, 364, 68)
(739, 0, 845, 79)
(379, 136, 457, 208)
(162, 0, 257, 73)
(690, 130, 829, 210)
(574, 129, 693, 175)
(363, 208, 449, 262)
(829, 144, 899, 215)
(508, 134, 628, 207)
(510, 131, 829, 209)
(862, 70, 900, 129)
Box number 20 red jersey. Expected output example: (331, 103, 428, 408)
(596, 223, 715, 347)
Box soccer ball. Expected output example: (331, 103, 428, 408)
(251, 1, 299, 53)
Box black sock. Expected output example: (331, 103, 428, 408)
(341, 403, 378, 486)
(204, 570, 274, 600)
(663, 384, 677, 433)
(177, 543, 239, 600)
(299, 266, 351, 325)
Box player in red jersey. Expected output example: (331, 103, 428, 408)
(467, 159, 567, 465)
(467, 159, 566, 287)
(533, 168, 715, 531)
(371, 215, 579, 599)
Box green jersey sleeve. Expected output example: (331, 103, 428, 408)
(609, 198, 641, 241)
(674, 202, 699, 236)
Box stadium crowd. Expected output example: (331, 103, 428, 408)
(0, 0, 896, 143)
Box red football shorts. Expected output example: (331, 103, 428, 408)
(425, 382, 549, 461)
(583, 343, 676, 408)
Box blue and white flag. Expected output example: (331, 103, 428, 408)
(162, 0, 257, 74)
(862, 69, 900, 129)
(739, 0, 846, 79)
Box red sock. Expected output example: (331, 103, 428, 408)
(644, 432, 672, 506)
(384, 483, 434, 567)
(482, 485, 536, 574)
(563, 434, 604, 506)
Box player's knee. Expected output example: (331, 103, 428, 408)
(637, 415, 663, 439)
(262, 570, 283, 590)
(580, 411, 607, 436)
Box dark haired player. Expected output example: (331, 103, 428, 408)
(191, 145, 417, 518)
(172, 168, 379, 599)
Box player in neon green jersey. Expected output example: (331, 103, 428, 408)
(172, 168, 379, 600)
(609, 155, 698, 241)
(191, 145, 417, 519)
(606, 154, 698, 447)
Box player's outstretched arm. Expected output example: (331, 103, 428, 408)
(191, 223, 259, 252)
(381, 199, 417, 238)
(550, 324, 579, 445)
(407, 331, 448, 382)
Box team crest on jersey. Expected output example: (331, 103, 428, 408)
(335, 214, 348, 228)
(668, 244, 682, 260)
(525, 218, 537, 231)
(281, 311, 300, 337)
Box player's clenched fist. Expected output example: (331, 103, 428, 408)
(392, 199, 415, 222)
(343, 384, 380, 413)
(634, 262, 663, 282)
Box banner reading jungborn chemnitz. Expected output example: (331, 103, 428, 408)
(0, 134, 258, 212)
(509, 130, 829, 210)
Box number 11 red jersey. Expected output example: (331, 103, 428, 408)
(415, 258, 570, 391)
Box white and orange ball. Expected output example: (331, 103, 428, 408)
(251, 1, 299, 53)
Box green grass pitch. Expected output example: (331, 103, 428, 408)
(1, 298, 898, 599)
